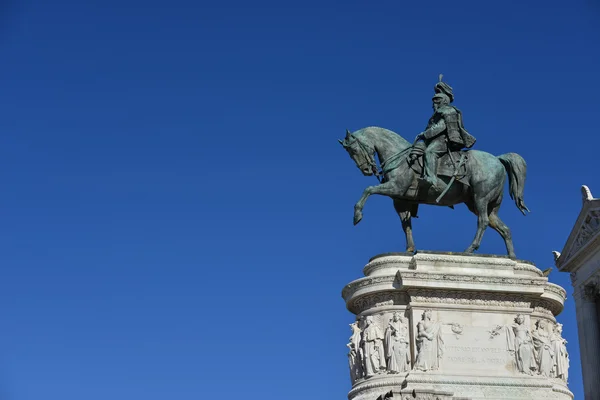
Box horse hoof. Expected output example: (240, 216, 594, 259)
(465, 247, 475, 253)
(406, 247, 415, 253)
(353, 213, 363, 225)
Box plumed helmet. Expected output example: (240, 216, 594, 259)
(433, 74, 454, 103)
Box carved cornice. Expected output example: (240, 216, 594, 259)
(342, 276, 397, 300)
(343, 271, 549, 304)
(412, 253, 516, 267)
(399, 271, 547, 287)
(514, 263, 543, 276)
(545, 283, 567, 300)
(348, 291, 408, 314)
(560, 233, 600, 273)
(531, 299, 563, 317)
(363, 255, 412, 275)
(409, 289, 530, 308)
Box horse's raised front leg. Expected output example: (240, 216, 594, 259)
(354, 182, 400, 225)
(394, 200, 417, 252)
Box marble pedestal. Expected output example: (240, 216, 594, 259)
(342, 252, 573, 400)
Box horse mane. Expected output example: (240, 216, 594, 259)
(354, 126, 411, 148)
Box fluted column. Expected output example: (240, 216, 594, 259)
(577, 281, 600, 400)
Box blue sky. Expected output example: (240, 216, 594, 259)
(1, 1, 599, 399)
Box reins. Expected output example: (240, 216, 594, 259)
(346, 133, 414, 183)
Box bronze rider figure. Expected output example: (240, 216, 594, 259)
(414, 75, 477, 187)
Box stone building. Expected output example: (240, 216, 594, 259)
(555, 185, 600, 399)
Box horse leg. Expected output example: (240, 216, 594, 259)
(488, 204, 516, 259)
(464, 196, 490, 254)
(354, 182, 401, 225)
(393, 200, 417, 252)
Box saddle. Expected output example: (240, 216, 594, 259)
(409, 143, 469, 182)
(406, 143, 470, 201)
(437, 150, 469, 179)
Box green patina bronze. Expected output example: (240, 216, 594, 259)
(339, 76, 529, 259)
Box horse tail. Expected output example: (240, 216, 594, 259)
(498, 153, 530, 215)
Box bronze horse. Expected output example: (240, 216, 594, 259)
(339, 127, 529, 258)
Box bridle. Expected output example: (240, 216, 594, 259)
(344, 133, 382, 182)
(344, 132, 414, 183)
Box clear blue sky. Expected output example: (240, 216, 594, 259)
(1, 1, 599, 399)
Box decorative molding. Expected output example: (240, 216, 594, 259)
(514, 263, 543, 276)
(363, 255, 412, 275)
(342, 276, 397, 300)
(409, 289, 530, 308)
(349, 292, 408, 314)
(545, 283, 567, 300)
(531, 300, 562, 317)
(532, 306, 555, 319)
(412, 253, 516, 267)
(559, 233, 600, 273)
(399, 271, 547, 287)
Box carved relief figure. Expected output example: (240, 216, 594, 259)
(532, 319, 555, 377)
(347, 321, 364, 383)
(571, 210, 600, 255)
(550, 323, 569, 382)
(362, 316, 386, 377)
(384, 312, 410, 373)
(414, 310, 444, 371)
(506, 314, 536, 375)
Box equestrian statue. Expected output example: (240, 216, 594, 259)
(339, 75, 529, 259)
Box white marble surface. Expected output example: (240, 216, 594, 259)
(344, 252, 572, 400)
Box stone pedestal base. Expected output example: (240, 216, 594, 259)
(342, 252, 573, 400)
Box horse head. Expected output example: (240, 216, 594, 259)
(339, 129, 378, 176)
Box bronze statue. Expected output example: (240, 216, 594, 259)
(339, 76, 529, 258)
(415, 75, 476, 187)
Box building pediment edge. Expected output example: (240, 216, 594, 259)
(555, 185, 600, 272)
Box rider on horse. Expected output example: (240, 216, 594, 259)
(414, 76, 477, 187)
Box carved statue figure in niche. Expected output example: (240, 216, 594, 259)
(414, 310, 444, 372)
(506, 314, 536, 375)
(532, 319, 555, 377)
(384, 312, 410, 373)
(362, 316, 386, 377)
(550, 323, 569, 382)
(347, 321, 364, 383)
